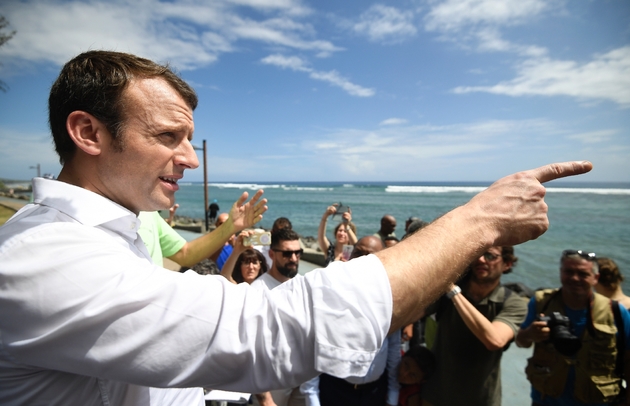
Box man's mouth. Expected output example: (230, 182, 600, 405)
(159, 177, 178, 184)
(159, 176, 180, 191)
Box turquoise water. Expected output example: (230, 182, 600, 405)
(172, 181, 630, 292)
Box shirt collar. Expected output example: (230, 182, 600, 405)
(32, 178, 140, 238)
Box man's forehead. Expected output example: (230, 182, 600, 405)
(561, 257, 594, 270)
(277, 239, 300, 249)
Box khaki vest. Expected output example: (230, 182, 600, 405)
(525, 289, 620, 403)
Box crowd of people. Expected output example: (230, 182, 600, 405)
(154, 198, 630, 406)
(0, 49, 598, 406)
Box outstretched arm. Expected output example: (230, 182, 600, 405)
(378, 161, 593, 333)
(168, 190, 267, 267)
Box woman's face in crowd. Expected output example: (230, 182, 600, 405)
(241, 259, 261, 284)
(335, 226, 348, 244)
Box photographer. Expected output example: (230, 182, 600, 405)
(420, 246, 526, 406)
(516, 250, 630, 406)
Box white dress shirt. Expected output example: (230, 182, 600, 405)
(0, 178, 392, 406)
(300, 331, 401, 406)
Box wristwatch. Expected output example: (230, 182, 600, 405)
(446, 285, 461, 300)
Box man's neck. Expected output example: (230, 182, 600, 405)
(268, 268, 290, 284)
(561, 289, 591, 310)
(466, 278, 500, 302)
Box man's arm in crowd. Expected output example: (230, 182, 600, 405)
(450, 286, 518, 351)
(168, 190, 267, 267)
(377, 161, 593, 334)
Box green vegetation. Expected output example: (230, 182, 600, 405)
(0, 205, 16, 226)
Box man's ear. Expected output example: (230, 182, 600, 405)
(66, 111, 108, 156)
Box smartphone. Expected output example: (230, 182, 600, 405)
(342, 244, 354, 261)
(333, 202, 349, 220)
(244, 231, 272, 246)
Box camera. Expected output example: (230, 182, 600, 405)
(244, 230, 271, 246)
(536, 312, 582, 356)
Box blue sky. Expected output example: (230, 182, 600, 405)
(0, 0, 629, 183)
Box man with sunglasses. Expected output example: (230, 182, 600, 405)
(251, 228, 302, 291)
(421, 246, 526, 406)
(251, 228, 306, 406)
(516, 250, 630, 406)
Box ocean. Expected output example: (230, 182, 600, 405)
(171, 181, 630, 293)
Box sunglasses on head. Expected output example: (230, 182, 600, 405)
(562, 249, 597, 261)
(274, 249, 304, 258)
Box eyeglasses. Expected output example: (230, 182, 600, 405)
(562, 250, 597, 261)
(274, 249, 304, 258)
(482, 252, 501, 262)
(242, 259, 260, 265)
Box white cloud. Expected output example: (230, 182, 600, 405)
(0, 127, 62, 180)
(424, 0, 549, 32)
(261, 54, 375, 97)
(380, 118, 408, 126)
(422, 0, 555, 57)
(566, 130, 618, 144)
(299, 119, 561, 177)
(1, 0, 340, 70)
(352, 5, 417, 43)
(453, 46, 630, 107)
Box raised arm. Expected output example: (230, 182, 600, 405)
(342, 208, 358, 245)
(317, 204, 337, 253)
(378, 161, 593, 333)
(168, 190, 267, 267)
(450, 284, 522, 351)
(220, 231, 254, 283)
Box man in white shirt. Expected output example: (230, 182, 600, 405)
(251, 228, 307, 406)
(0, 50, 592, 405)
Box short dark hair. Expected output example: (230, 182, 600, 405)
(182, 259, 220, 275)
(271, 228, 300, 249)
(404, 346, 436, 380)
(500, 246, 518, 274)
(272, 217, 292, 233)
(233, 249, 268, 284)
(49, 50, 198, 164)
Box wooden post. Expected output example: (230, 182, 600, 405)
(203, 140, 209, 233)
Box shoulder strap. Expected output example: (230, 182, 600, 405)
(497, 285, 513, 313)
(612, 300, 625, 377)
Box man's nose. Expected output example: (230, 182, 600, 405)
(175, 138, 200, 169)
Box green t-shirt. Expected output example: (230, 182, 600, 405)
(422, 285, 527, 406)
(137, 211, 186, 266)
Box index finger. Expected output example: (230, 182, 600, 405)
(529, 161, 593, 184)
